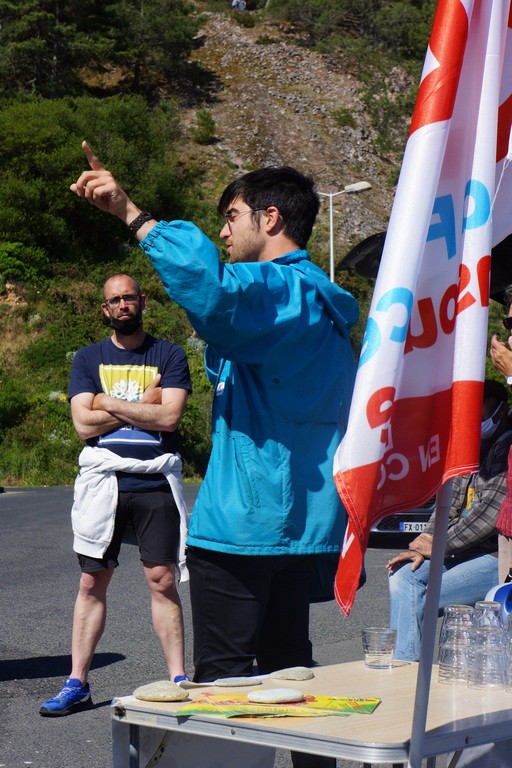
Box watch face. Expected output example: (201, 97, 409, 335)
(507, 376, 512, 385)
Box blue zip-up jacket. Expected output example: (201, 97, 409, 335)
(142, 221, 359, 555)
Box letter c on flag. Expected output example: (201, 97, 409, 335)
(463, 179, 490, 231)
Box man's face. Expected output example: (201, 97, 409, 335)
(219, 197, 266, 264)
(101, 276, 145, 328)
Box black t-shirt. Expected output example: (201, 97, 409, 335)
(69, 334, 192, 491)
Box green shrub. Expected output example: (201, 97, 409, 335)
(0, 95, 185, 277)
(0, 242, 49, 284)
(21, 338, 70, 373)
(332, 107, 357, 129)
(192, 106, 217, 145)
(0, 380, 30, 436)
(232, 11, 256, 28)
(179, 336, 213, 478)
(256, 35, 277, 45)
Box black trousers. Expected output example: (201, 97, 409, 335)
(187, 547, 336, 768)
(187, 547, 315, 680)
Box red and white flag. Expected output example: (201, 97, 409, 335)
(334, 0, 512, 616)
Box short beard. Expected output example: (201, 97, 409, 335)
(109, 313, 143, 336)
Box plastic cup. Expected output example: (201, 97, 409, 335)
(439, 604, 475, 649)
(467, 627, 505, 689)
(439, 625, 473, 646)
(362, 627, 397, 669)
(438, 641, 470, 685)
(474, 601, 503, 628)
(504, 632, 512, 691)
(441, 604, 475, 629)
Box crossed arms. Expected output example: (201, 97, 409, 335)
(71, 375, 188, 440)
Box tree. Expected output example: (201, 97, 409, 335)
(0, 94, 184, 279)
(0, 0, 199, 98)
(108, 0, 199, 93)
(0, 0, 115, 97)
(374, 1, 433, 58)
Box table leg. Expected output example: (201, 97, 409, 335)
(292, 753, 336, 768)
(129, 723, 139, 768)
(362, 763, 406, 767)
(446, 751, 463, 768)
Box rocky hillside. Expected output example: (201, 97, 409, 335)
(180, 10, 399, 262)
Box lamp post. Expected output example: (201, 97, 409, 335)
(318, 181, 372, 282)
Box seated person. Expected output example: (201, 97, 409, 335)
(386, 379, 512, 661)
(490, 284, 512, 582)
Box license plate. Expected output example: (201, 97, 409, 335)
(399, 521, 429, 532)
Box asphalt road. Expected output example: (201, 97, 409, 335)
(1, 485, 407, 768)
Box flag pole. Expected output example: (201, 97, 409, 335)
(407, 478, 453, 768)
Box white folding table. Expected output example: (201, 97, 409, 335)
(111, 660, 512, 767)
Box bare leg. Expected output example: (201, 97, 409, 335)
(70, 568, 114, 683)
(143, 562, 186, 679)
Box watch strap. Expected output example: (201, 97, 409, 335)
(127, 211, 154, 234)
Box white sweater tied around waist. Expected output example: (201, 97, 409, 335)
(71, 446, 190, 581)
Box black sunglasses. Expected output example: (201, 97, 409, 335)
(503, 317, 512, 331)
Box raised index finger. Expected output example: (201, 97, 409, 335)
(82, 140, 104, 171)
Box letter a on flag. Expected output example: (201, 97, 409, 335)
(333, 0, 512, 615)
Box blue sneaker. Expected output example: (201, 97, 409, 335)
(39, 678, 92, 717)
(173, 675, 190, 684)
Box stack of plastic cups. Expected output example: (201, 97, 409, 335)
(438, 605, 474, 685)
(467, 626, 505, 689)
(504, 616, 512, 692)
(465, 601, 505, 690)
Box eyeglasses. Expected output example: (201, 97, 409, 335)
(223, 208, 267, 225)
(503, 317, 512, 331)
(104, 293, 140, 308)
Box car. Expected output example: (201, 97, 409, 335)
(368, 496, 436, 549)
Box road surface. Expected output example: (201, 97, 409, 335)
(0, 485, 425, 768)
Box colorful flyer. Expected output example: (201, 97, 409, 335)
(175, 691, 381, 719)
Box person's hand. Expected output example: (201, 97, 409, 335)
(141, 374, 162, 405)
(92, 375, 162, 410)
(70, 141, 138, 223)
(490, 334, 512, 378)
(408, 532, 433, 558)
(92, 392, 109, 411)
(385, 550, 425, 573)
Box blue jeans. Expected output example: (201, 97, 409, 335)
(389, 553, 498, 661)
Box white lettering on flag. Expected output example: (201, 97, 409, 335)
(418, 435, 441, 472)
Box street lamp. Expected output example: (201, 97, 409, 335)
(318, 181, 372, 282)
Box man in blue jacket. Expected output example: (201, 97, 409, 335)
(71, 144, 358, 763)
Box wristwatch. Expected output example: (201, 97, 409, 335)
(507, 375, 512, 386)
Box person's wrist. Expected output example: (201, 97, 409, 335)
(118, 203, 142, 227)
(92, 393, 108, 410)
(127, 211, 154, 234)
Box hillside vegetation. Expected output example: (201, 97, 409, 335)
(0, 0, 450, 485)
